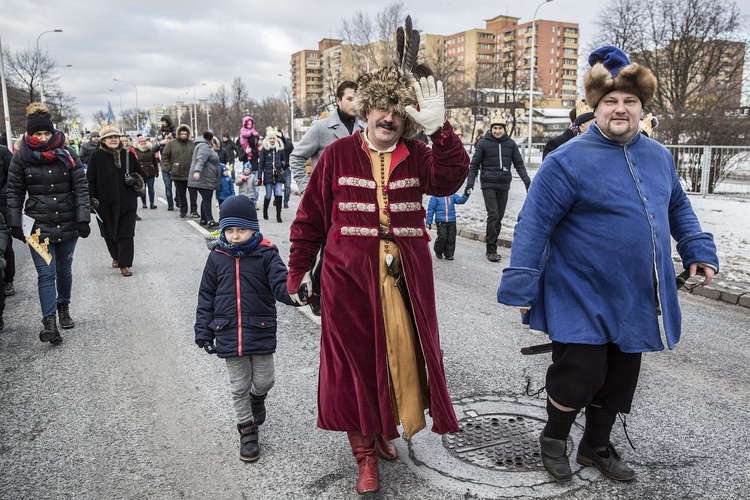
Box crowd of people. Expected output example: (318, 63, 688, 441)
(0, 33, 721, 496)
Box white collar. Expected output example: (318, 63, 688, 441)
(363, 128, 398, 154)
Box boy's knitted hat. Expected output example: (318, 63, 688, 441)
(219, 195, 260, 231)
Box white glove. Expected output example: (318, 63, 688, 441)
(405, 76, 445, 136)
(290, 271, 313, 306)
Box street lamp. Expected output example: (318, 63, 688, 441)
(193, 83, 206, 134)
(175, 91, 189, 126)
(527, 0, 553, 163)
(278, 74, 294, 142)
(113, 78, 138, 132)
(109, 89, 123, 123)
(36, 29, 63, 104)
(0, 27, 13, 141)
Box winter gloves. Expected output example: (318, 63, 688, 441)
(464, 187, 472, 197)
(78, 222, 91, 238)
(197, 339, 217, 354)
(405, 76, 445, 136)
(290, 271, 313, 306)
(10, 227, 25, 241)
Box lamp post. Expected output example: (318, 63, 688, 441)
(277, 74, 294, 142)
(0, 27, 14, 141)
(109, 89, 123, 122)
(113, 78, 138, 132)
(36, 29, 62, 104)
(527, 0, 553, 163)
(193, 83, 206, 135)
(175, 91, 189, 126)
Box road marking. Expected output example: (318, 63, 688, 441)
(187, 220, 209, 234)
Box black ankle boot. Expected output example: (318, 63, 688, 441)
(237, 421, 260, 462)
(539, 432, 572, 482)
(251, 393, 267, 426)
(275, 196, 282, 222)
(57, 303, 75, 329)
(263, 198, 270, 220)
(40, 316, 63, 345)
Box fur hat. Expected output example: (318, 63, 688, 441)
(219, 195, 260, 231)
(353, 16, 432, 141)
(99, 124, 121, 139)
(583, 45, 657, 108)
(26, 103, 55, 135)
(489, 113, 506, 129)
(574, 98, 595, 126)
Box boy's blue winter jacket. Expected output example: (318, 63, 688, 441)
(425, 193, 469, 224)
(216, 164, 236, 201)
(195, 237, 295, 358)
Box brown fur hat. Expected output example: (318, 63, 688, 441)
(583, 45, 657, 108)
(354, 67, 422, 140)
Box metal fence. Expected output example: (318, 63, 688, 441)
(510, 143, 750, 198)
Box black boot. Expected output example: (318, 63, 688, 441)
(57, 303, 75, 329)
(539, 432, 572, 482)
(237, 420, 260, 462)
(251, 393, 267, 426)
(40, 316, 63, 345)
(263, 198, 270, 220)
(275, 196, 282, 222)
(577, 441, 636, 481)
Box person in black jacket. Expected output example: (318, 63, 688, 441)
(0, 143, 15, 298)
(78, 131, 100, 166)
(221, 133, 240, 177)
(543, 100, 595, 160)
(466, 114, 531, 262)
(195, 195, 297, 462)
(6, 103, 91, 344)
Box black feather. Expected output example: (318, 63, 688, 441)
(395, 27, 405, 67)
(403, 29, 420, 74)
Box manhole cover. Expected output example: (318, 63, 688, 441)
(442, 413, 557, 472)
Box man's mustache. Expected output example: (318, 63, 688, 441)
(376, 120, 398, 131)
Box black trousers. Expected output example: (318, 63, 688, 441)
(482, 188, 509, 253)
(197, 188, 215, 222)
(311, 239, 326, 297)
(173, 181, 198, 215)
(2, 237, 14, 283)
(546, 342, 642, 414)
(434, 221, 457, 257)
(104, 237, 135, 268)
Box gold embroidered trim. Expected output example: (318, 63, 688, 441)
(392, 227, 424, 237)
(390, 202, 422, 212)
(388, 177, 420, 189)
(338, 202, 377, 212)
(340, 226, 379, 237)
(338, 176, 377, 189)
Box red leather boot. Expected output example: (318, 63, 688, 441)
(374, 434, 398, 460)
(347, 431, 378, 494)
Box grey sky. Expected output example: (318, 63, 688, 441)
(2, 0, 748, 130)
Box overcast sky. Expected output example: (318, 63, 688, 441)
(2, 0, 748, 130)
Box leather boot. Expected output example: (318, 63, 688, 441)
(347, 431, 378, 494)
(263, 198, 270, 220)
(40, 316, 63, 345)
(374, 434, 398, 460)
(577, 440, 636, 481)
(251, 393, 267, 426)
(237, 420, 260, 462)
(57, 303, 75, 329)
(539, 432, 572, 482)
(275, 196, 282, 222)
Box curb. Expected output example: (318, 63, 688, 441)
(456, 227, 750, 310)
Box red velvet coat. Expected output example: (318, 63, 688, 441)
(287, 123, 468, 439)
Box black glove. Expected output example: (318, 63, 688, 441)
(464, 187, 472, 197)
(197, 339, 217, 354)
(10, 227, 25, 241)
(427, 224, 432, 230)
(525, 182, 531, 193)
(78, 222, 91, 238)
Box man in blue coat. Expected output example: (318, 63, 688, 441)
(497, 46, 719, 483)
(466, 113, 531, 262)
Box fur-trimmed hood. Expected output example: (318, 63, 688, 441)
(583, 45, 657, 108)
(262, 137, 283, 151)
(175, 124, 192, 141)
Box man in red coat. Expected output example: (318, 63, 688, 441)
(287, 60, 468, 493)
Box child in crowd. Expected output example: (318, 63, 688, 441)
(194, 195, 297, 462)
(234, 164, 256, 204)
(216, 164, 235, 206)
(425, 189, 471, 260)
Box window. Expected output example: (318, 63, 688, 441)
(563, 48, 576, 55)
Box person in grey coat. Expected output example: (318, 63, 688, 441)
(288, 81, 363, 193)
(188, 131, 221, 227)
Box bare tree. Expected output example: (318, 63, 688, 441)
(338, 2, 406, 71)
(252, 96, 289, 137)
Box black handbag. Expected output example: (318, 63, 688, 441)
(125, 152, 146, 196)
(273, 168, 286, 183)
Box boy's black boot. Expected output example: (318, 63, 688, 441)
(40, 316, 63, 345)
(539, 432, 572, 482)
(237, 420, 260, 462)
(57, 303, 75, 329)
(263, 198, 270, 220)
(577, 441, 635, 481)
(275, 196, 282, 222)
(251, 393, 267, 426)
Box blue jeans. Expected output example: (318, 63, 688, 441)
(141, 176, 156, 206)
(252, 170, 260, 202)
(161, 170, 174, 208)
(264, 182, 283, 199)
(284, 168, 291, 205)
(29, 237, 78, 318)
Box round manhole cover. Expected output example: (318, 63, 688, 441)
(443, 413, 554, 472)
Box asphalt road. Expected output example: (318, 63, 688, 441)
(1, 187, 748, 499)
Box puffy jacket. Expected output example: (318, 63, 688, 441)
(161, 124, 194, 180)
(187, 138, 221, 190)
(7, 151, 90, 243)
(0, 144, 13, 215)
(78, 139, 100, 165)
(258, 139, 286, 184)
(195, 238, 295, 358)
(467, 130, 530, 191)
(425, 192, 470, 224)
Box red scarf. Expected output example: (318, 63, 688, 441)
(19, 130, 76, 167)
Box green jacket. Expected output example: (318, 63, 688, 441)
(161, 124, 194, 180)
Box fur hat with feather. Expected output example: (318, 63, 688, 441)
(354, 15, 433, 140)
(583, 45, 657, 109)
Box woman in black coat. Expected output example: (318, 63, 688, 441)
(5, 103, 91, 343)
(86, 125, 146, 277)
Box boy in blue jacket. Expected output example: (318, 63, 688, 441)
(425, 189, 471, 260)
(195, 195, 297, 462)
